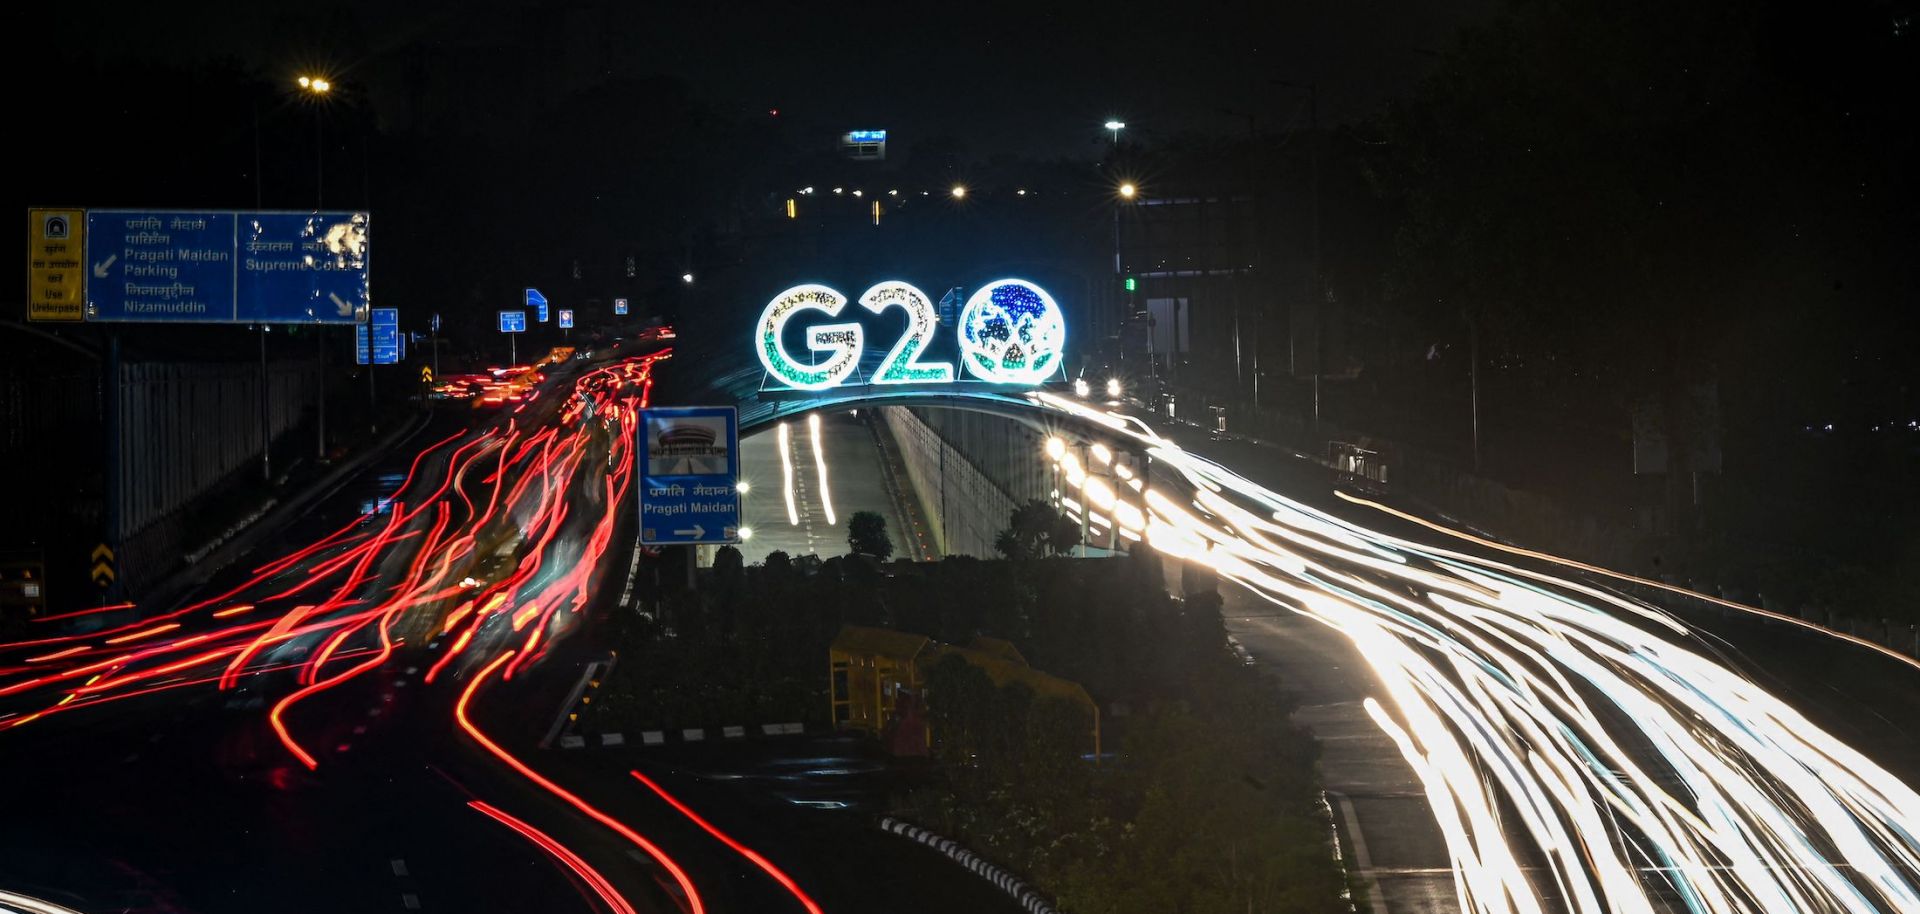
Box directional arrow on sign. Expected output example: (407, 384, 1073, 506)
(421, 366, 434, 383)
(673, 525, 706, 539)
(92, 543, 115, 562)
(92, 254, 119, 278)
(331, 292, 357, 318)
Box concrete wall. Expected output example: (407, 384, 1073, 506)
(880, 406, 1029, 558)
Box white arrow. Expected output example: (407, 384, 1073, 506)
(673, 525, 706, 539)
(92, 254, 118, 278)
(330, 292, 355, 317)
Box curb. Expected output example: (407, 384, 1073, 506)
(556, 721, 807, 749)
(877, 817, 1057, 914)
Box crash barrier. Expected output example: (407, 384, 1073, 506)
(877, 816, 1057, 914)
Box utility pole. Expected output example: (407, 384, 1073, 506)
(1275, 81, 1321, 431)
(253, 97, 271, 482)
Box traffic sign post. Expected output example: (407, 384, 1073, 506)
(558, 309, 574, 332)
(84, 210, 370, 323)
(90, 543, 116, 591)
(27, 208, 86, 321)
(638, 406, 740, 546)
(500, 309, 526, 364)
(614, 297, 629, 316)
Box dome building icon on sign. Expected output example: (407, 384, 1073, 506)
(648, 419, 730, 474)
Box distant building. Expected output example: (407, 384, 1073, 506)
(839, 129, 887, 161)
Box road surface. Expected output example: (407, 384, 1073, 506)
(0, 348, 1019, 914)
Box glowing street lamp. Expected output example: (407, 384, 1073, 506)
(950, 184, 967, 200)
(1104, 119, 1125, 144)
(682, 272, 695, 284)
(1118, 182, 1137, 200)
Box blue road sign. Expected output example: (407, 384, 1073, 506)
(354, 309, 401, 365)
(499, 310, 526, 333)
(638, 406, 740, 545)
(85, 210, 369, 323)
(557, 309, 574, 329)
(372, 308, 399, 364)
(526, 288, 549, 323)
(614, 297, 629, 315)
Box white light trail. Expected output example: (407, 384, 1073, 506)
(777, 422, 799, 526)
(807, 413, 835, 527)
(1028, 401, 1920, 913)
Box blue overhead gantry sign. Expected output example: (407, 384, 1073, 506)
(526, 288, 549, 323)
(638, 406, 740, 545)
(85, 210, 369, 323)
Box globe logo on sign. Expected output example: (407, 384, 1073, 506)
(957, 279, 1066, 385)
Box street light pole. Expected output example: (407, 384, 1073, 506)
(1275, 81, 1322, 431)
(299, 75, 332, 459)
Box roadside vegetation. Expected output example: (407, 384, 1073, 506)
(588, 505, 1351, 913)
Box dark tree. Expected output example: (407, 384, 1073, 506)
(994, 499, 1082, 559)
(713, 545, 744, 581)
(847, 511, 894, 560)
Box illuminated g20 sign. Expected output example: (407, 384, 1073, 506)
(756, 279, 1065, 390)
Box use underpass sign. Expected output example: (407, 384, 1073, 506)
(637, 406, 740, 545)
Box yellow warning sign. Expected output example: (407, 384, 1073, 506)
(27, 208, 86, 322)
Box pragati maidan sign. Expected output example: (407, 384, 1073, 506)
(756, 278, 1066, 391)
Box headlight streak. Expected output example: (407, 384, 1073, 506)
(778, 421, 800, 525)
(807, 413, 836, 527)
(1032, 404, 1920, 912)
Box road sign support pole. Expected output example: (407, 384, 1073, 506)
(260, 325, 272, 482)
(316, 327, 327, 460)
(103, 332, 123, 602)
(510, 334, 516, 366)
(368, 361, 377, 435)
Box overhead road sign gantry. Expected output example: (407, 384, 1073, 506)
(638, 406, 741, 545)
(84, 210, 370, 323)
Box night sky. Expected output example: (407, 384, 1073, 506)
(30, 0, 1496, 157)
